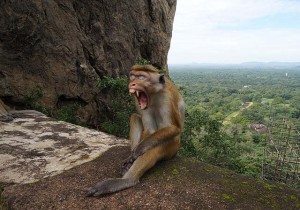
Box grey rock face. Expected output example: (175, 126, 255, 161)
(0, 0, 176, 126)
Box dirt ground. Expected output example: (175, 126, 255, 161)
(2, 146, 300, 210)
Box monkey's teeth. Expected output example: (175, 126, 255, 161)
(129, 89, 135, 95)
(136, 91, 139, 97)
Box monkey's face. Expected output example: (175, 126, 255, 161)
(128, 70, 165, 110)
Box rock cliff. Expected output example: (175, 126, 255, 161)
(0, 0, 176, 126)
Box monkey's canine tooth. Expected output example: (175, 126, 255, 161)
(136, 91, 139, 97)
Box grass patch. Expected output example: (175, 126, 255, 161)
(51, 103, 83, 125)
(222, 194, 236, 202)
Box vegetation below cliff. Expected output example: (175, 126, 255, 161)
(170, 66, 300, 189)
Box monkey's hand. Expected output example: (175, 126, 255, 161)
(120, 142, 149, 176)
(120, 154, 135, 176)
(131, 140, 150, 159)
(131, 125, 181, 159)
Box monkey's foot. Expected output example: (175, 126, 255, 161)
(86, 180, 112, 197)
(120, 155, 135, 176)
(86, 185, 103, 197)
(86, 178, 137, 197)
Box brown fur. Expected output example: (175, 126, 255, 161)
(131, 64, 159, 73)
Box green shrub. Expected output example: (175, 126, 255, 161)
(51, 103, 82, 125)
(97, 76, 135, 138)
(181, 109, 252, 171)
(22, 86, 84, 125)
(135, 57, 151, 65)
(23, 85, 43, 108)
(96, 76, 128, 92)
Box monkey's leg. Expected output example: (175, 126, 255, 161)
(122, 140, 179, 181)
(87, 146, 163, 197)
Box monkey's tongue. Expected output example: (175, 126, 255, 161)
(138, 92, 148, 110)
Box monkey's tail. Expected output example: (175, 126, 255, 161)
(86, 178, 138, 197)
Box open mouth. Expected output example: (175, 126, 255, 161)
(129, 89, 148, 110)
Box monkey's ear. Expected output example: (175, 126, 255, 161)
(159, 74, 165, 85)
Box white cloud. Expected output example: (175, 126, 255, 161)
(174, 0, 300, 29)
(169, 0, 300, 64)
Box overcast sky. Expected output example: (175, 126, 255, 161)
(168, 0, 300, 64)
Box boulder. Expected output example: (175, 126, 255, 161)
(0, 111, 126, 184)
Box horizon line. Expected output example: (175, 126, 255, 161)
(168, 61, 300, 65)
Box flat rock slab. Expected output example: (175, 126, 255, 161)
(0, 112, 126, 184)
(2, 146, 300, 210)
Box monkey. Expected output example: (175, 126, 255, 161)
(86, 64, 185, 196)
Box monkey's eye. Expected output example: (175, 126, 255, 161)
(138, 75, 145, 80)
(129, 75, 136, 80)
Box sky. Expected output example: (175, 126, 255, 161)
(168, 0, 300, 64)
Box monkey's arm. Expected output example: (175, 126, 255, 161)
(133, 125, 181, 159)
